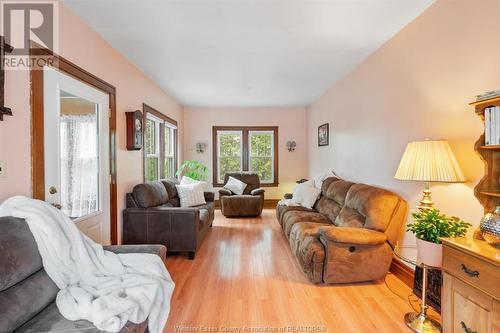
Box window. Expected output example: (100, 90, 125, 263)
(143, 104, 177, 181)
(213, 126, 278, 186)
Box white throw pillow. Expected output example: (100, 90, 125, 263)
(180, 176, 210, 191)
(224, 176, 247, 195)
(292, 180, 321, 209)
(175, 183, 206, 207)
(314, 170, 337, 189)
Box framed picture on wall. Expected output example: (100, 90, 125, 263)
(318, 123, 329, 146)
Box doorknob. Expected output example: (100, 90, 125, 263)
(48, 186, 57, 194)
(51, 203, 62, 210)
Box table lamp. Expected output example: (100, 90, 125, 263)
(395, 140, 466, 209)
(394, 140, 465, 333)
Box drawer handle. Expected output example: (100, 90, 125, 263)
(461, 264, 479, 278)
(460, 321, 477, 333)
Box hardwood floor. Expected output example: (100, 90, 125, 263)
(165, 209, 437, 332)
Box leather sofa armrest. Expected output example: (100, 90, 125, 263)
(219, 188, 232, 197)
(319, 227, 387, 246)
(204, 191, 215, 202)
(284, 193, 293, 199)
(251, 188, 265, 196)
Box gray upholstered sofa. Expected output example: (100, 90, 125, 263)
(276, 177, 408, 284)
(0, 216, 166, 333)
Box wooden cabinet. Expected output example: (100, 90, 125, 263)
(469, 96, 500, 214)
(442, 237, 500, 333)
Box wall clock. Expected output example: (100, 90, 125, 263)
(126, 110, 143, 150)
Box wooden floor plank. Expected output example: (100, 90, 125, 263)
(164, 209, 438, 332)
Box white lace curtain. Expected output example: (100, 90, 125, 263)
(60, 114, 99, 218)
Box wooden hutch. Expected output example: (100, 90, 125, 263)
(470, 96, 500, 214)
(439, 96, 500, 333)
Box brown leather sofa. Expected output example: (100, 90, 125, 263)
(219, 172, 265, 217)
(123, 178, 214, 259)
(276, 177, 407, 284)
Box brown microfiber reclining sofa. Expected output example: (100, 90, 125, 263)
(276, 177, 407, 284)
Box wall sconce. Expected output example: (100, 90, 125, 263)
(286, 141, 296, 152)
(196, 142, 206, 153)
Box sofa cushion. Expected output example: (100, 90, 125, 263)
(0, 217, 43, 291)
(161, 178, 179, 199)
(276, 204, 315, 225)
(314, 178, 354, 222)
(132, 181, 169, 208)
(1, 269, 59, 333)
(281, 210, 331, 237)
(335, 183, 402, 232)
(13, 302, 147, 333)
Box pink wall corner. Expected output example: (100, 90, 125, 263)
(307, 0, 495, 244)
(183, 107, 308, 199)
(0, 3, 183, 243)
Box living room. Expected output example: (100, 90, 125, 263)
(0, 0, 499, 332)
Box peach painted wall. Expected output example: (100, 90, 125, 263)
(307, 0, 498, 245)
(183, 107, 308, 199)
(0, 4, 183, 242)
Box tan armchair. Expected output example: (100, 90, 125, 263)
(219, 172, 265, 217)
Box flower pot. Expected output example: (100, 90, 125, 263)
(416, 238, 442, 267)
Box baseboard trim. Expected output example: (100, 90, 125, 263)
(215, 199, 279, 209)
(389, 258, 415, 288)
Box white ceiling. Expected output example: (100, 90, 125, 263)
(63, 0, 434, 107)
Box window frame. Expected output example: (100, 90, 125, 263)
(142, 103, 178, 181)
(212, 126, 279, 187)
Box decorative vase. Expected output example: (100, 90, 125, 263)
(480, 206, 500, 246)
(416, 238, 442, 267)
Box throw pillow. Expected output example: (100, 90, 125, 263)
(292, 180, 321, 209)
(314, 170, 338, 189)
(224, 176, 247, 195)
(180, 176, 210, 191)
(175, 183, 206, 207)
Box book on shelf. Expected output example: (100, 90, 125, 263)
(476, 90, 500, 102)
(484, 106, 500, 146)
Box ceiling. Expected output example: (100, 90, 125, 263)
(63, 0, 434, 108)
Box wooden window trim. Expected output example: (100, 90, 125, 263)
(30, 44, 118, 244)
(212, 126, 279, 187)
(142, 103, 178, 181)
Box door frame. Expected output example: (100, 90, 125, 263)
(30, 45, 118, 244)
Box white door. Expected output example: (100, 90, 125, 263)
(43, 66, 110, 245)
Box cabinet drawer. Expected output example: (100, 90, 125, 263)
(443, 273, 497, 333)
(443, 246, 499, 299)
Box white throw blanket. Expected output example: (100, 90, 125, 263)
(0, 196, 175, 333)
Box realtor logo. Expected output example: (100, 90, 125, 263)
(1, 0, 59, 70)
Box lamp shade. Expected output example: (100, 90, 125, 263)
(394, 140, 466, 183)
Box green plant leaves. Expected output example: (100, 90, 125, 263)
(175, 160, 209, 181)
(406, 208, 471, 244)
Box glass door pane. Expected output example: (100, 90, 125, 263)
(59, 90, 99, 219)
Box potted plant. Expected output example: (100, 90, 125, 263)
(176, 160, 208, 181)
(407, 208, 471, 267)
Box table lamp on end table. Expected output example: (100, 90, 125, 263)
(394, 140, 466, 333)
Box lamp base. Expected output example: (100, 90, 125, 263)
(418, 182, 434, 210)
(404, 312, 441, 333)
